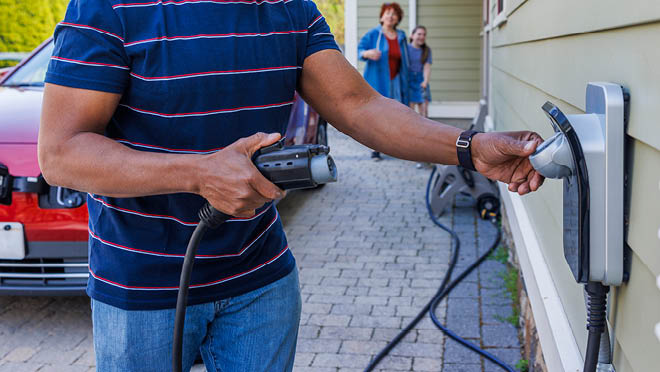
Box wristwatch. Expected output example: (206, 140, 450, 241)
(456, 130, 480, 172)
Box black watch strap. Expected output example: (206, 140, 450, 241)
(456, 129, 480, 172)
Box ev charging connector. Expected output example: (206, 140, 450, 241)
(529, 82, 628, 372)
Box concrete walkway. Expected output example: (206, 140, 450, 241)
(277, 126, 523, 372)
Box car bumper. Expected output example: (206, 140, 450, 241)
(0, 240, 88, 295)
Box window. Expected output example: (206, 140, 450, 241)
(483, 0, 489, 26)
(492, 0, 507, 28)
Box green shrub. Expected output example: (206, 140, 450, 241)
(0, 0, 69, 53)
(515, 359, 529, 372)
(315, 0, 344, 46)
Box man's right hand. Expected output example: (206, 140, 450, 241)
(196, 132, 285, 218)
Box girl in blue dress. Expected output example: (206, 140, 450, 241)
(407, 26, 432, 118)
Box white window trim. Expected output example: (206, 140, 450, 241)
(657, 224, 660, 341)
(493, 0, 508, 28)
(428, 102, 479, 119)
(409, 0, 417, 36)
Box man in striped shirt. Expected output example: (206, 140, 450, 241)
(39, 0, 544, 371)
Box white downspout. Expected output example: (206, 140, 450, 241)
(344, 0, 358, 67)
(408, 0, 417, 34)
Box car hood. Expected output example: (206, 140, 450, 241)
(0, 86, 43, 144)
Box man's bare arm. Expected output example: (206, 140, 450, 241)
(298, 51, 461, 165)
(39, 84, 199, 197)
(39, 84, 283, 217)
(298, 50, 544, 195)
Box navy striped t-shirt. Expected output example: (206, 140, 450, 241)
(45, 0, 339, 310)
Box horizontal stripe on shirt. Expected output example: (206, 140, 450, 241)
(308, 15, 323, 28)
(125, 30, 307, 47)
(50, 56, 129, 70)
(119, 100, 294, 118)
(88, 210, 278, 258)
(129, 65, 301, 81)
(88, 244, 289, 290)
(112, 0, 293, 9)
(56, 20, 308, 48)
(114, 138, 224, 153)
(57, 22, 125, 42)
(88, 193, 273, 225)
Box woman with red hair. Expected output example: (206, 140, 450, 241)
(358, 2, 410, 161)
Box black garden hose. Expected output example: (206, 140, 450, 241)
(364, 166, 516, 372)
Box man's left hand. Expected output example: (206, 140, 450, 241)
(471, 131, 545, 195)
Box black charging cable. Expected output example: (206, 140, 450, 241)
(364, 166, 516, 372)
(172, 203, 231, 372)
(583, 282, 609, 372)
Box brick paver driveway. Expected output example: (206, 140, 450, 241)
(0, 125, 521, 372)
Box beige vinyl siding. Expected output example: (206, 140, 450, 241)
(492, 22, 660, 152)
(612, 254, 660, 372)
(490, 1, 660, 371)
(492, 0, 660, 49)
(356, 0, 409, 74)
(418, 0, 481, 101)
(491, 24, 660, 275)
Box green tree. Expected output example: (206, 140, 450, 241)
(315, 0, 344, 46)
(0, 0, 68, 66)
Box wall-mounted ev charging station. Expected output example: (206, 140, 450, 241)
(529, 82, 629, 372)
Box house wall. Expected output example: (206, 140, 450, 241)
(417, 0, 482, 102)
(488, 1, 660, 371)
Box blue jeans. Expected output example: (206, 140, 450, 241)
(91, 268, 301, 372)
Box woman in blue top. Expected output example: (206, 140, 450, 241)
(358, 2, 410, 161)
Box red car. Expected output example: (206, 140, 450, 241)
(0, 39, 327, 295)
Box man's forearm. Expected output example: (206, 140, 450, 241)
(299, 50, 544, 195)
(298, 51, 461, 165)
(336, 95, 461, 164)
(40, 131, 201, 198)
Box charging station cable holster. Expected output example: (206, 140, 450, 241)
(530, 83, 626, 286)
(529, 82, 628, 372)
